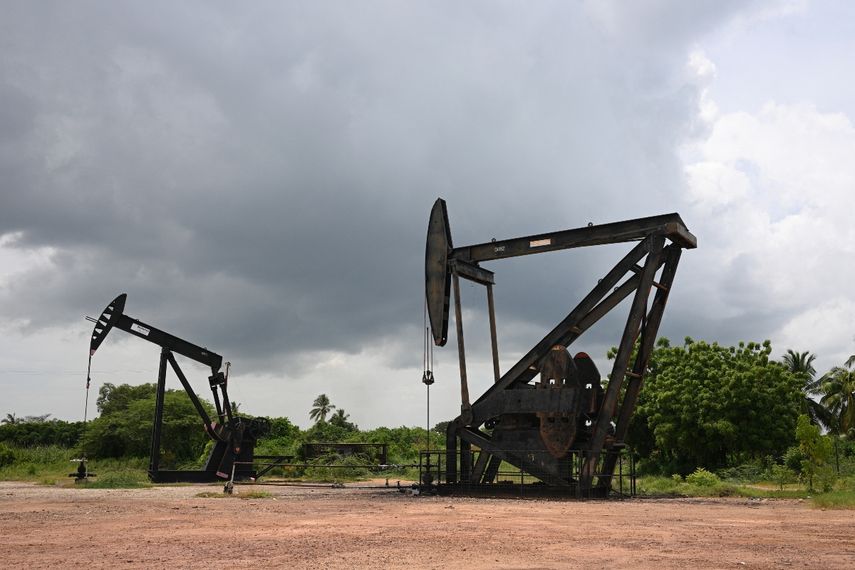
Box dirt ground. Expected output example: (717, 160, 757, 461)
(1, 481, 853, 569)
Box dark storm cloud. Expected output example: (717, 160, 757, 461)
(0, 1, 760, 375)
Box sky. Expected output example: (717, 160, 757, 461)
(1, 0, 853, 429)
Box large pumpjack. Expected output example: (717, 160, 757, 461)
(425, 198, 696, 496)
(88, 294, 269, 483)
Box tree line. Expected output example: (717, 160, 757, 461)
(1, 337, 853, 480)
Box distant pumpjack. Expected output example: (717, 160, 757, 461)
(88, 294, 269, 483)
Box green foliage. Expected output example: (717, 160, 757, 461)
(770, 464, 797, 490)
(355, 425, 439, 465)
(79, 469, 151, 489)
(309, 394, 335, 424)
(255, 416, 303, 459)
(96, 383, 157, 415)
(784, 445, 805, 472)
(302, 420, 354, 444)
(811, 489, 855, 509)
(0, 445, 82, 480)
(638, 474, 811, 499)
(630, 338, 802, 473)
(0, 419, 85, 447)
(796, 414, 835, 491)
(637, 475, 735, 497)
(685, 467, 720, 487)
(85, 383, 213, 465)
(781, 349, 834, 430)
(819, 355, 855, 439)
(715, 457, 774, 482)
(303, 454, 371, 482)
(0, 442, 15, 467)
(196, 490, 273, 499)
(329, 409, 358, 431)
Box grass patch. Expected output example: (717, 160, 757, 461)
(195, 490, 272, 499)
(811, 490, 855, 509)
(78, 469, 151, 489)
(0, 444, 153, 488)
(636, 475, 811, 499)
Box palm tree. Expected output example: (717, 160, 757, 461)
(820, 355, 855, 439)
(331, 408, 349, 423)
(1, 413, 17, 425)
(329, 408, 356, 430)
(782, 350, 833, 429)
(309, 394, 335, 424)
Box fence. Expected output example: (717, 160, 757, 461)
(418, 448, 636, 499)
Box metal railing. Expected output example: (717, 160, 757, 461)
(225, 455, 419, 492)
(418, 448, 636, 499)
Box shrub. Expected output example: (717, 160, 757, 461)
(686, 467, 719, 487)
(771, 464, 797, 490)
(716, 457, 773, 482)
(81, 469, 150, 488)
(784, 446, 805, 472)
(0, 443, 15, 467)
(815, 465, 837, 493)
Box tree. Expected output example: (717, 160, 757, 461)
(781, 349, 833, 429)
(329, 408, 357, 431)
(1, 413, 17, 425)
(629, 338, 802, 474)
(85, 383, 213, 464)
(22, 414, 51, 423)
(795, 414, 834, 491)
(309, 394, 335, 424)
(0, 419, 84, 447)
(96, 383, 157, 416)
(820, 355, 855, 439)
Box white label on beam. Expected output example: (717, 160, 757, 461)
(131, 323, 150, 336)
(529, 238, 552, 248)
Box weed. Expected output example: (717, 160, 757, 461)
(195, 490, 272, 499)
(811, 490, 855, 509)
(78, 470, 151, 489)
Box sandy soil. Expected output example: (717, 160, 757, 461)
(1, 481, 853, 569)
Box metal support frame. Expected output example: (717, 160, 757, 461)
(425, 198, 695, 496)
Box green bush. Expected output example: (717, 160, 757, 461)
(716, 457, 773, 482)
(0, 419, 84, 448)
(0, 443, 15, 467)
(815, 465, 837, 493)
(303, 454, 371, 482)
(84, 384, 213, 464)
(81, 469, 150, 488)
(771, 464, 797, 489)
(686, 467, 720, 487)
(784, 446, 805, 472)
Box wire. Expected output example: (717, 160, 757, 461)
(422, 297, 433, 455)
(80, 354, 93, 477)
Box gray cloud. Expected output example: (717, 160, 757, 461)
(1, 1, 770, 404)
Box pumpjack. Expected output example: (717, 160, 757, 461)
(88, 294, 269, 483)
(425, 198, 696, 496)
